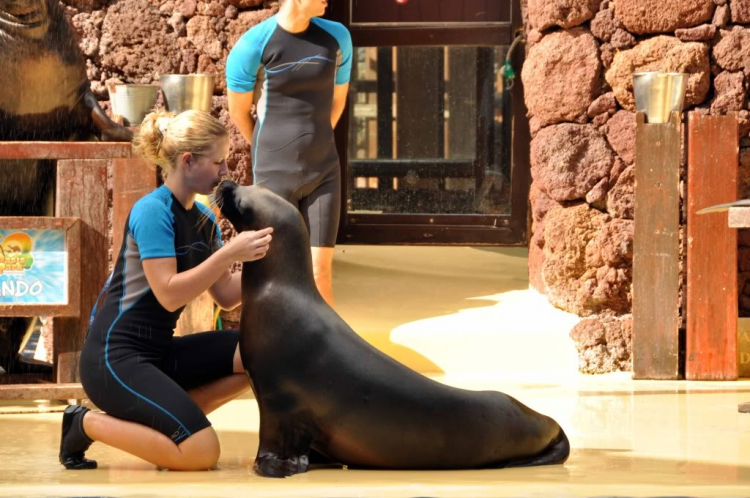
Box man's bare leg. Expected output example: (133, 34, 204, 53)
(311, 246, 335, 307)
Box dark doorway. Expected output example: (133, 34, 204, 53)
(327, 0, 529, 245)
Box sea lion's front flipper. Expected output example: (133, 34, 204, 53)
(82, 90, 133, 142)
(253, 414, 313, 478)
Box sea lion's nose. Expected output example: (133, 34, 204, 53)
(218, 178, 237, 196)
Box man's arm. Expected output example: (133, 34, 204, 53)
(331, 83, 349, 128)
(228, 89, 256, 144)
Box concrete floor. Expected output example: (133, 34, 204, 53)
(1, 246, 750, 497)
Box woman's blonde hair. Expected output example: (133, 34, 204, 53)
(133, 110, 228, 178)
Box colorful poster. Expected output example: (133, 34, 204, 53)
(0, 229, 67, 305)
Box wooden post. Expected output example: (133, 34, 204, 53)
(686, 112, 738, 380)
(633, 111, 682, 380)
(727, 210, 750, 378)
(55, 159, 109, 384)
(112, 156, 158, 257)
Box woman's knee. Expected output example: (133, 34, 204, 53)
(168, 427, 221, 470)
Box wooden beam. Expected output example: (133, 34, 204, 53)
(0, 141, 131, 160)
(686, 112, 739, 380)
(0, 383, 85, 400)
(633, 111, 682, 380)
(55, 159, 109, 384)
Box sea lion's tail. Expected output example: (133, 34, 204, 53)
(495, 427, 571, 468)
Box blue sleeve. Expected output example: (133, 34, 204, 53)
(314, 19, 353, 85)
(196, 203, 224, 252)
(128, 198, 176, 260)
(226, 17, 276, 93)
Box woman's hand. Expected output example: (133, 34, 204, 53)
(142, 227, 273, 312)
(223, 227, 273, 263)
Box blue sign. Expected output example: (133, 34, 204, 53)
(0, 229, 67, 305)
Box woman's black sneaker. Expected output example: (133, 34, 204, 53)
(59, 405, 97, 470)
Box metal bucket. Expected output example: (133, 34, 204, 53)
(633, 71, 688, 123)
(109, 84, 159, 126)
(160, 74, 215, 114)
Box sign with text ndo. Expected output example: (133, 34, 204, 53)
(0, 218, 80, 318)
(0, 229, 67, 304)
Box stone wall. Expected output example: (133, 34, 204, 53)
(61, 0, 277, 236)
(522, 0, 750, 373)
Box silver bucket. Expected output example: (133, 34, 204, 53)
(160, 74, 215, 114)
(109, 84, 159, 126)
(633, 71, 688, 123)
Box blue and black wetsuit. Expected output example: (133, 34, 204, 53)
(226, 15, 352, 247)
(80, 186, 238, 444)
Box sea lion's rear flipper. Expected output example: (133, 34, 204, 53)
(253, 414, 314, 478)
(494, 428, 570, 469)
(82, 90, 133, 142)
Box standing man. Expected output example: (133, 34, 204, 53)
(226, 0, 352, 307)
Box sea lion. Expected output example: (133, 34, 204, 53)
(217, 180, 570, 478)
(0, 0, 132, 216)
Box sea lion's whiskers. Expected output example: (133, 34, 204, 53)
(195, 210, 212, 232)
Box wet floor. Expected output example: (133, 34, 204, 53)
(2, 376, 750, 497)
(1, 246, 749, 496)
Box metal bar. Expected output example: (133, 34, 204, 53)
(348, 212, 511, 226)
(350, 159, 474, 177)
(351, 25, 513, 46)
(339, 224, 523, 245)
(507, 33, 530, 240)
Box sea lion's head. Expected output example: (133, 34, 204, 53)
(216, 179, 306, 237)
(0, 0, 50, 40)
